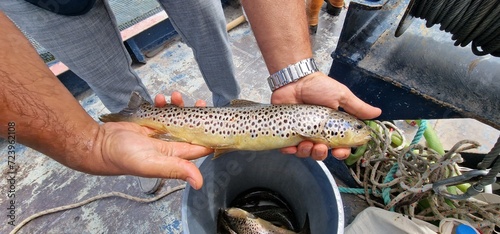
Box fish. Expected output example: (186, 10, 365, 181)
(218, 208, 310, 234)
(230, 188, 298, 231)
(99, 92, 371, 157)
(230, 188, 293, 211)
(241, 206, 297, 232)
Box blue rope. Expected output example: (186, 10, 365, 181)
(382, 120, 428, 210)
(410, 120, 428, 145)
(382, 163, 399, 210)
(338, 187, 371, 194)
(339, 120, 429, 211)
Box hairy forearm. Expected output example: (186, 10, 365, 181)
(0, 12, 104, 173)
(241, 0, 313, 74)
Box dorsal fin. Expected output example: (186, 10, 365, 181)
(99, 92, 148, 122)
(118, 92, 150, 116)
(229, 99, 263, 107)
(129, 92, 150, 107)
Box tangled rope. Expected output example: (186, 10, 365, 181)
(410, 0, 500, 57)
(342, 120, 500, 233)
(9, 185, 186, 234)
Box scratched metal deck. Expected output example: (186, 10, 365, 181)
(1, 1, 499, 234)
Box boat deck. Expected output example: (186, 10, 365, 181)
(1, 1, 499, 233)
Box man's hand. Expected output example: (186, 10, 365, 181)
(271, 72, 382, 161)
(98, 92, 212, 190)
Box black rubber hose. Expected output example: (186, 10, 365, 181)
(410, 0, 500, 57)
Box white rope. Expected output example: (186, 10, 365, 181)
(9, 184, 186, 234)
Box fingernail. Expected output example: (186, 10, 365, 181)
(313, 150, 326, 160)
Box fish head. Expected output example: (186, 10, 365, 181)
(320, 111, 372, 147)
(225, 207, 256, 219)
(220, 208, 261, 233)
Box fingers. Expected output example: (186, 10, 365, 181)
(142, 139, 213, 189)
(170, 91, 184, 107)
(281, 141, 328, 160)
(282, 144, 350, 160)
(154, 91, 184, 107)
(295, 141, 314, 158)
(155, 92, 207, 108)
(280, 146, 297, 155)
(194, 99, 207, 107)
(154, 94, 168, 107)
(135, 152, 204, 190)
(331, 148, 351, 160)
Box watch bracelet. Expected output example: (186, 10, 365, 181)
(267, 58, 319, 91)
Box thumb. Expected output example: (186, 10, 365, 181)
(339, 87, 381, 120)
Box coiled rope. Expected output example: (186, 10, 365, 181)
(410, 0, 500, 57)
(339, 120, 500, 233)
(382, 120, 428, 211)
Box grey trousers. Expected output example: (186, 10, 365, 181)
(1, 0, 240, 112)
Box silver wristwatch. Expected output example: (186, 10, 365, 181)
(267, 58, 319, 91)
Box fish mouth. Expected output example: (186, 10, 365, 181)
(353, 134, 372, 146)
(364, 134, 372, 141)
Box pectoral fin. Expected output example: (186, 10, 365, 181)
(150, 133, 188, 142)
(213, 148, 237, 159)
(292, 127, 327, 145)
(292, 126, 315, 138)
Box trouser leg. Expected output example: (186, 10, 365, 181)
(0, 0, 152, 112)
(157, 0, 240, 107)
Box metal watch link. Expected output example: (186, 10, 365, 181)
(267, 58, 319, 91)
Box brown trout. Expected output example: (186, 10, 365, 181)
(99, 92, 371, 157)
(218, 208, 309, 234)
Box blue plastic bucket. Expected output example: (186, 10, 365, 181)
(181, 150, 344, 233)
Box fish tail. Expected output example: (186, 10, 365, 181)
(99, 92, 149, 123)
(98, 113, 130, 122)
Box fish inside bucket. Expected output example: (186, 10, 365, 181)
(181, 150, 344, 234)
(218, 188, 309, 233)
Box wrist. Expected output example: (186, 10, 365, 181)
(271, 72, 320, 104)
(64, 122, 109, 174)
(267, 58, 319, 91)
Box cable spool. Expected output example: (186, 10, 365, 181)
(396, 0, 500, 57)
